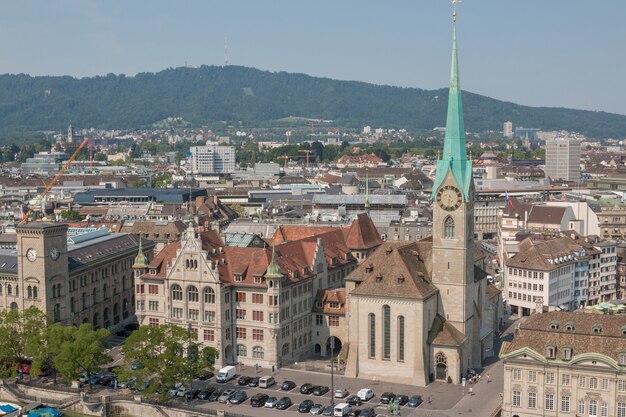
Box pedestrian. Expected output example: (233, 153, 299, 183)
(487, 374, 491, 383)
(469, 387, 473, 396)
(478, 374, 482, 382)
(428, 396, 432, 404)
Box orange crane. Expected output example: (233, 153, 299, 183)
(298, 150, 313, 169)
(20, 137, 90, 225)
(277, 155, 290, 168)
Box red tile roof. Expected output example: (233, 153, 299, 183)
(344, 213, 383, 250)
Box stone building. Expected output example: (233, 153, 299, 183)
(0, 223, 152, 330)
(501, 311, 626, 417)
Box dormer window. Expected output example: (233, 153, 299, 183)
(562, 347, 572, 361)
(565, 322, 575, 332)
(365, 263, 374, 273)
(375, 273, 383, 283)
(316, 301, 323, 308)
(235, 274, 243, 282)
(254, 276, 263, 284)
(329, 302, 340, 309)
(292, 271, 299, 279)
(547, 345, 556, 359)
(621, 325, 626, 336)
(592, 324, 603, 334)
(550, 321, 559, 330)
(397, 275, 406, 284)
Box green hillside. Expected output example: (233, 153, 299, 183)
(0, 65, 624, 138)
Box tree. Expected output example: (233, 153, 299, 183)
(54, 324, 111, 388)
(27, 323, 74, 384)
(0, 307, 48, 379)
(60, 210, 84, 221)
(118, 324, 215, 402)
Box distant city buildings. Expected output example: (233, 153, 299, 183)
(503, 121, 513, 138)
(189, 141, 236, 174)
(544, 137, 582, 181)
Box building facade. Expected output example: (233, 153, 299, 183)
(501, 311, 626, 417)
(544, 137, 581, 182)
(190, 142, 236, 174)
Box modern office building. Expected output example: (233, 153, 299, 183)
(544, 137, 582, 182)
(190, 141, 236, 174)
(503, 121, 513, 138)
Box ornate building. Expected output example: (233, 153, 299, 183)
(343, 15, 496, 386)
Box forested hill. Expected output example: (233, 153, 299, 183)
(0, 65, 624, 138)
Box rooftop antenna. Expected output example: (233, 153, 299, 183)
(224, 37, 228, 65)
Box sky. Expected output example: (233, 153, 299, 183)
(0, 1, 624, 115)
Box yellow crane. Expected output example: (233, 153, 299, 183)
(20, 137, 90, 225)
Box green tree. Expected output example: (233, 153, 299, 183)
(27, 323, 74, 384)
(119, 324, 213, 402)
(0, 307, 48, 379)
(60, 210, 84, 221)
(54, 324, 111, 388)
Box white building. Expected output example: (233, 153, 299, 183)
(190, 141, 235, 174)
(544, 137, 582, 182)
(503, 121, 513, 138)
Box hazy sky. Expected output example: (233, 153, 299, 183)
(1, 1, 624, 115)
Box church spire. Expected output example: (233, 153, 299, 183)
(364, 169, 370, 217)
(431, 7, 473, 200)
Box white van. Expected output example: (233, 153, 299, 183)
(259, 375, 275, 388)
(334, 403, 352, 417)
(216, 365, 236, 383)
(357, 388, 374, 401)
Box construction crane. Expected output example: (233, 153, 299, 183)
(20, 137, 90, 225)
(298, 150, 313, 169)
(277, 155, 290, 168)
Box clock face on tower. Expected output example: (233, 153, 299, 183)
(50, 248, 60, 261)
(436, 185, 463, 211)
(26, 248, 38, 262)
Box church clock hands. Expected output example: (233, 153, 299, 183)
(436, 185, 463, 211)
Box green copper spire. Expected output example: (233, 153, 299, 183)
(364, 169, 370, 216)
(132, 236, 148, 269)
(265, 246, 283, 279)
(431, 18, 473, 200)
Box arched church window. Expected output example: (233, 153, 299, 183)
(204, 287, 215, 304)
(398, 316, 405, 362)
(382, 305, 391, 360)
(33, 286, 38, 299)
(444, 217, 455, 239)
(435, 351, 447, 365)
(368, 313, 376, 358)
(171, 284, 183, 301)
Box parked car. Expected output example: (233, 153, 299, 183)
(310, 403, 325, 415)
(281, 380, 296, 391)
(265, 396, 279, 408)
(348, 409, 362, 417)
(248, 377, 260, 387)
(186, 388, 201, 400)
(313, 386, 329, 396)
(251, 393, 270, 407)
(357, 389, 374, 402)
(207, 388, 222, 402)
(276, 397, 293, 410)
(334, 388, 349, 398)
(238, 376, 252, 386)
(380, 392, 395, 405)
(198, 387, 216, 400)
(176, 386, 190, 398)
(229, 390, 248, 405)
(299, 399, 315, 413)
(322, 406, 334, 416)
(300, 383, 315, 394)
(359, 408, 376, 417)
(218, 389, 235, 403)
(407, 395, 423, 408)
(396, 395, 409, 406)
(196, 370, 214, 380)
(347, 396, 362, 406)
(168, 382, 183, 397)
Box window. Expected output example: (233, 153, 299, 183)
(561, 396, 570, 413)
(545, 372, 555, 384)
(589, 400, 597, 416)
(316, 315, 323, 326)
(252, 293, 263, 304)
(547, 346, 556, 358)
(253, 346, 264, 359)
(187, 309, 199, 320)
(398, 316, 405, 362)
(236, 309, 246, 320)
(53, 304, 60, 322)
(171, 284, 182, 301)
(578, 400, 585, 415)
(561, 373, 570, 386)
(512, 368, 522, 381)
(204, 287, 215, 304)
(268, 295, 278, 306)
(282, 343, 289, 356)
(382, 305, 391, 360)
(204, 310, 215, 322)
(601, 378, 609, 391)
(236, 327, 246, 339)
(172, 307, 183, 318)
(528, 392, 537, 409)
(204, 329, 215, 342)
(252, 329, 264, 341)
(618, 402, 626, 417)
(369, 313, 376, 358)
(620, 354, 626, 366)
(252, 311, 264, 321)
(149, 301, 159, 311)
(512, 390, 520, 407)
(187, 286, 199, 302)
(444, 216, 455, 239)
(619, 380, 626, 392)
(237, 344, 247, 357)
(545, 394, 554, 411)
(562, 347, 572, 360)
(579, 375, 586, 388)
(589, 377, 598, 389)
(148, 284, 158, 294)
(236, 292, 246, 302)
(601, 402, 608, 417)
(329, 316, 339, 327)
(528, 370, 537, 383)
(149, 318, 159, 327)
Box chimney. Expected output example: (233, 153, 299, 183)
(534, 297, 545, 314)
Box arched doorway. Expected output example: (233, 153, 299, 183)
(326, 336, 342, 357)
(435, 352, 447, 380)
(314, 344, 322, 355)
(224, 345, 233, 365)
(93, 312, 99, 329)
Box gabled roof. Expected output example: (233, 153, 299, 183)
(313, 288, 347, 315)
(343, 213, 383, 251)
(140, 241, 181, 280)
(527, 206, 569, 225)
(428, 314, 467, 346)
(349, 241, 437, 300)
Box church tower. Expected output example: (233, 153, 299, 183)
(430, 10, 478, 366)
